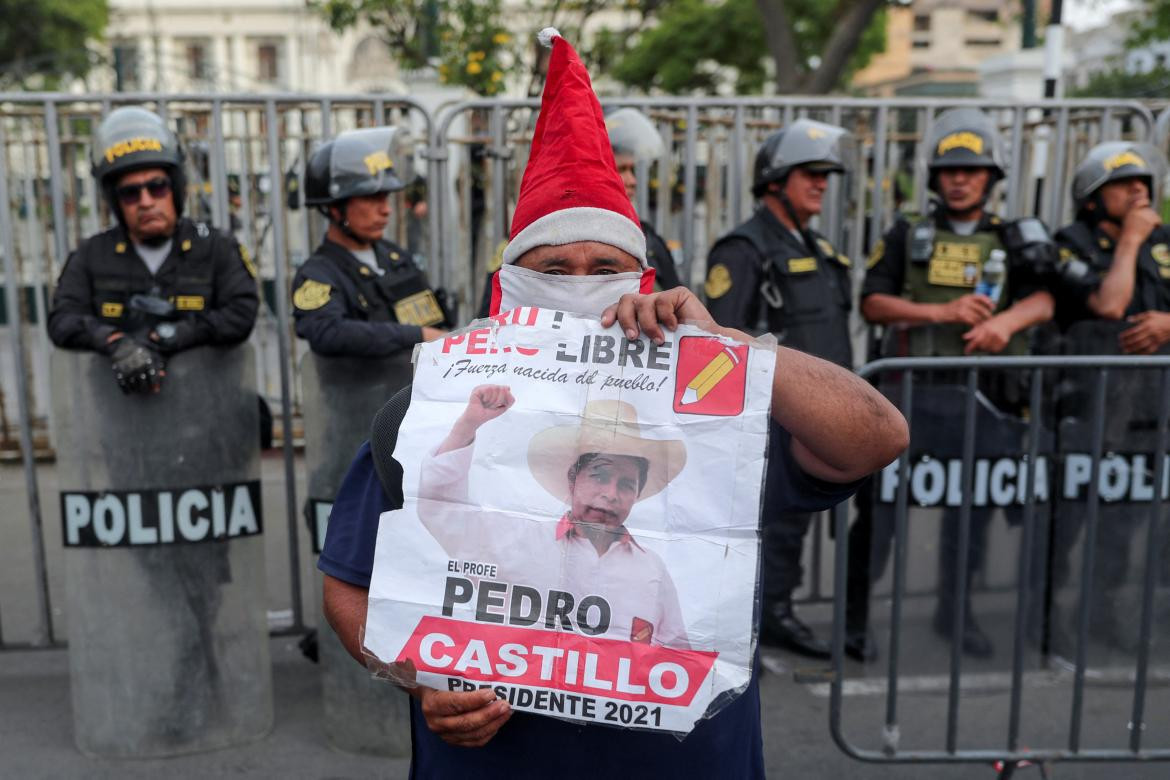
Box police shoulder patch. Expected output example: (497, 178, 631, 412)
(866, 238, 885, 269)
(293, 279, 331, 311)
(705, 264, 732, 299)
(488, 240, 508, 273)
(239, 243, 258, 279)
(1152, 243, 1170, 266)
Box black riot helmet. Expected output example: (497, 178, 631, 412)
(91, 106, 186, 222)
(752, 119, 852, 198)
(1072, 141, 1164, 222)
(925, 108, 1006, 199)
(305, 126, 409, 209)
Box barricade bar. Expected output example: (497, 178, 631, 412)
(1129, 366, 1170, 752)
(884, 372, 915, 753)
(1007, 367, 1045, 752)
(1068, 368, 1108, 753)
(834, 354, 1170, 767)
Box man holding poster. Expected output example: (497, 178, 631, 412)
(319, 27, 908, 778)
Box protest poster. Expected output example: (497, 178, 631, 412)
(362, 308, 775, 734)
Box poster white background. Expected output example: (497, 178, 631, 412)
(364, 309, 775, 733)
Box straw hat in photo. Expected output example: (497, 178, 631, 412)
(527, 399, 687, 504)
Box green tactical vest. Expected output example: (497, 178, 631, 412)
(901, 225, 1027, 357)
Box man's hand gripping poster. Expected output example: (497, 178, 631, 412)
(362, 308, 775, 734)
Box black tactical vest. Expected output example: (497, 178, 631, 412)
(315, 240, 445, 327)
(721, 213, 853, 367)
(82, 220, 218, 335)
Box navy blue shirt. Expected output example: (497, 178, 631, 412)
(320, 422, 858, 780)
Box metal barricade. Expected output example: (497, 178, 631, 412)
(431, 97, 1155, 320)
(830, 354, 1170, 773)
(0, 92, 436, 649)
(0, 93, 1160, 658)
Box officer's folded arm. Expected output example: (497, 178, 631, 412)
(603, 287, 909, 484)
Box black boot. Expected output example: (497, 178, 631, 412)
(844, 627, 878, 663)
(761, 599, 831, 659)
(932, 607, 994, 659)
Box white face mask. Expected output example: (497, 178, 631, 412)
(488, 263, 656, 318)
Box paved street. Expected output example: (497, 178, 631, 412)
(3, 457, 1170, 778)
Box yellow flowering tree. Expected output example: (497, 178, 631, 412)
(311, 0, 518, 96)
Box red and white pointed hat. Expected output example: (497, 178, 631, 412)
(501, 28, 648, 267)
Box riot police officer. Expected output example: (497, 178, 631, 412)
(703, 119, 855, 658)
(48, 107, 259, 395)
(1056, 142, 1170, 332)
(1045, 142, 1170, 651)
(854, 107, 1056, 659)
(294, 126, 447, 356)
(606, 107, 683, 291)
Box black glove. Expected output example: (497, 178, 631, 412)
(109, 337, 165, 395)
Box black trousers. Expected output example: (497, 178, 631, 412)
(761, 511, 815, 607)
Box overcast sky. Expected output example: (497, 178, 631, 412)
(1064, 0, 1137, 31)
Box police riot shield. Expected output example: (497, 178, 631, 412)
(300, 350, 413, 755)
(51, 345, 272, 758)
(860, 381, 1053, 670)
(1049, 321, 1170, 664)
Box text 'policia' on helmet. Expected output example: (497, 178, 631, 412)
(1072, 141, 1165, 212)
(925, 107, 1006, 194)
(605, 107, 666, 162)
(91, 106, 186, 219)
(752, 119, 853, 197)
(305, 126, 410, 209)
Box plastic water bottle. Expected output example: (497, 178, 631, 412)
(975, 249, 1006, 306)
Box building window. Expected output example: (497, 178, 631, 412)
(112, 40, 140, 91)
(968, 9, 999, 24)
(185, 41, 210, 81)
(965, 38, 1002, 47)
(257, 43, 280, 83)
(912, 40, 930, 49)
(913, 14, 931, 32)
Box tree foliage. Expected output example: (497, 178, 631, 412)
(0, 0, 108, 90)
(1065, 1, 1170, 98)
(1067, 65, 1170, 99)
(606, 0, 888, 94)
(310, 0, 519, 95)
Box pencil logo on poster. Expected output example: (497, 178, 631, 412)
(673, 337, 748, 416)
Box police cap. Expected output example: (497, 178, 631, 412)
(605, 108, 665, 162)
(1072, 141, 1164, 211)
(305, 126, 409, 207)
(925, 107, 1006, 189)
(752, 119, 853, 197)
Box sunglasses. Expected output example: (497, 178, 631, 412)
(115, 177, 171, 205)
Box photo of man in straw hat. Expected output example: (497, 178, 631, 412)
(418, 383, 691, 649)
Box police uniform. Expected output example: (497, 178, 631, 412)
(704, 119, 857, 658)
(704, 207, 853, 647)
(705, 207, 852, 366)
(48, 218, 259, 353)
(861, 211, 1048, 360)
(854, 209, 1053, 657)
(292, 238, 446, 357)
(643, 220, 683, 291)
(1054, 223, 1170, 327)
(1043, 219, 1170, 648)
